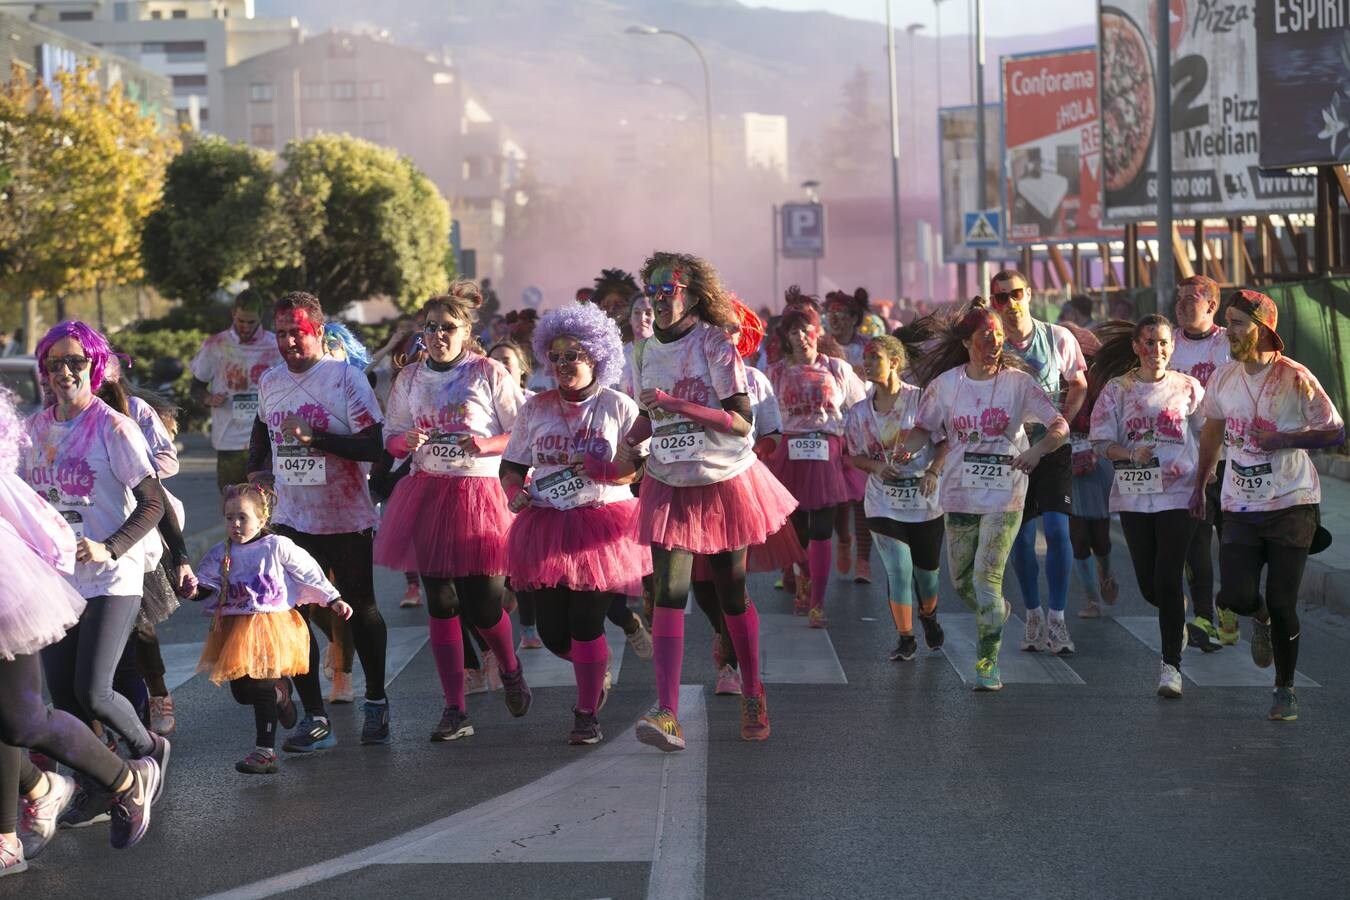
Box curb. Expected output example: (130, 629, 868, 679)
(1301, 557, 1350, 620)
(185, 523, 225, 563)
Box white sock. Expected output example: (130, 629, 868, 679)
(1048, 609, 1066, 624)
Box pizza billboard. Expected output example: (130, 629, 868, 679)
(1255, 1, 1350, 168)
(938, 103, 1006, 263)
(1001, 46, 1121, 244)
(1098, 0, 1315, 220)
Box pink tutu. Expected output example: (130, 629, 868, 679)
(374, 473, 511, 578)
(691, 519, 805, 581)
(0, 526, 86, 660)
(507, 499, 652, 596)
(768, 433, 855, 512)
(640, 460, 797, 555)
(843, 464, 868, 503)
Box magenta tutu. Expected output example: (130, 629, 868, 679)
(843, 463, 869, 503)
(692, 520, 805, 581)
(374, 473, 511, 577)
(640, 460, 797, 555)
(507, 499, 652, 596)
(767, 433, 854, 511)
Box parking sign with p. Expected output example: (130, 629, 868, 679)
(781, 203, 825, 259)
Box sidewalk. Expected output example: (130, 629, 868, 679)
(1306, 454, 1350, 618)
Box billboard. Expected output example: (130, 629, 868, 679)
(1098, 0, 1315, 220)
(1002, 47, 1121, 244)
(938, 104, 1006, 263)
(1255, 1, 1350, 168)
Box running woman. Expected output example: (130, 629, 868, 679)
(767, 301, 867, 627)
(192, 484, 352, 773)
(1191, 291, 1344, 721)
(190, 290, 283, 492)
(903, 305, 1068, 690)
(501, 303, 650, 745)
(1169, 275, 1234, 648)
(1089, 316, 1206, 698)
(0, 389, 161, 873)
(373, 283, 532, 741)
(989, 270, 1088, 655)
(845, 335, 946, 662)
(824, 288, 875, 582)
(248, 292, 392, 749)
(22, 322, 171, 826)
(627, 251, 798, 748)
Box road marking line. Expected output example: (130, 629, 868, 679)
(1112, 616, 1319, 687)
(940, 615, 1085, 685)
(756, 613, 848, 684)
(349, 626, 430, 700)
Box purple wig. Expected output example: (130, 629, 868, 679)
(533, 302, 624, 388)
(36, 321, 114, 392)
(0, 388, 27, 474)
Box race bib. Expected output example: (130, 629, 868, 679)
(57, 507, 85, 542)
(652, 420, 707, 464)
(960, 452, 1013, 491)
(787, 432, 830, 462)
(1070, 434, 1094, 469)
(1113, 458, 1163, 495)
(230, 392, 259, 424)
(534, 466, 604, 510)
(274, 444, 327, 486)
(1231, 461, 1275, 502)
(420, 433, 470, 474)
(881, 477, 925, 511)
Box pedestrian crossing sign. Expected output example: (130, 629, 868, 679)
(963, 210, 1002, 247)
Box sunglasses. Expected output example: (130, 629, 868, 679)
(423, 321, 462, 335)
(44, 355, 90, 375)
(643, 282, 687, 299)
(991, 286, 1027, 306)
(547, 349, 590, 365)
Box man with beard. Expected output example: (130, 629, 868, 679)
(1191, 291, 1343, 721)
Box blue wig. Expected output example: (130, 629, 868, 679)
(533, 302, 624, 388)
(323, 322, 371, 369)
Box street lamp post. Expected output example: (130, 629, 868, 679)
(626, 25, 715, 244)
(934, 0, 951, 109)
(906, 22, 925, 297)
(973, 0, 988, 284)
(885, 2, 904, 301)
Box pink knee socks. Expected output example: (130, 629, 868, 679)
(428, 616, 465, 711)
(570, 635, 608, 715)
(722, 602, 762, 698)
(652, 606, 685, 716)
(808, 539, 831, 610)
(479, 609, 521, 674)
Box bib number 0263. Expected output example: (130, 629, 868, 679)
(652, 421, 707, 464)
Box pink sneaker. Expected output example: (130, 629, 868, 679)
(399, 580, 422, 608)
(714, 665, 742, 696)
(483, 650, 504, 692)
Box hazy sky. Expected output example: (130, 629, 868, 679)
(750, 1, 1096, 35)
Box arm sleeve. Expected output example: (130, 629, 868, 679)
(277, 537, 343, 607)
(104, 476, 166, 560)
(247, 416, 272, 477)
(310, 423, 385, 463)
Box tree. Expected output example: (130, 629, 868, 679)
(278, 134, 451, 313)
(806, 66, 890, 192)
(0, 62, 177, 348)
(141, 135, 299, 309)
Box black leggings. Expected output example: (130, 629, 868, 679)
(652, 546, 748, 617)
(792, 506, 837, 546)
(691, 579, 737, 669)
(274, 526, 387, 709)
(533, 589, 611, 657)
(423, 574, 506, 626)
(1184, 520, 1216, 619)
(1219, 541, 1307, 688)
(230, 676, 284, 749)
(134, 621, 168, 696)
(1119, 510, 1196, 668)
(1069, 516, 1111, 561)
(0, 654, 129, 832)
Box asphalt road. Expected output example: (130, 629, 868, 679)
(9, 438, 1350, 900)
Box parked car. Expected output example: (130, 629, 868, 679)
(0, 356, 42, 416)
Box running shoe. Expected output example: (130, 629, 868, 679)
(0, 837, 24, 878)
(518, 625, 544, 650)
(19, 771, 76, 859)
(1250, 619, 1274, 669)
(918, 610, 945, 651)
(635, 706, 685, 752)
(1268, 687, 1299, 722)
(711, 631, 726, 668)
(627, 616, 654, 661)
(889, 634, 918, 662)
(779, 565, 796, 594)
(1077, 601, 1102, 619)
(329, 670, 354, 704)
(483, 650, 504, 692)
(1218, 608, 1240, 645)
(1046, 618, 1075, 655)
(282, 716, 336, 753)
(148, 734, 170, 804)
(715, 664, 743, 696)
(235, 748, 278, 775)
(740, 690, 770, 741)
(835, 534, 852, 574)
(1021, 609, 1047, 652)
(109, 757, 160, 850)
(431, 707, 474, 742)
(1099, 570, 1119, 606)
(793, 573, 811, 616)
(568, 709, 603, 745)
(276, 678, 298, 730)
(57, 779, 112, 829)
(149, 694, 176, 736)
(808, 606, 828, 629)
(1157, 661, 1183, 699)
(1186, 617, 1223, 653)
(500, 664, 532, 718)
(400, 581, 423, 608)
(465, 666, 489, 695)
(360, 699, 392, 745)
(853, 557, 872, 585)
(322, 644, 335, 681)
(973, 657, 1003, 692)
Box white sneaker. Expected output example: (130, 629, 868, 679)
(1046, 617, 1075, 655)
(1021, 609, 1047, 651)
(19, 771, 76, 859)
(627, 617, 654, 661)
(328, 670, 354, 704)
(1157, 661, 1183, 699)
(714, 665, 743, 696)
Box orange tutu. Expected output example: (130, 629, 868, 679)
(197, 609, 311, 685)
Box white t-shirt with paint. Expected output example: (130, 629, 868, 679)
(1199, 356, 1343, 513)
(189, 328, 284, 452)
(1089, 370, 1205, 513)
(915, 366, 1062, 514)
(385, 352, 522, 480)
(23, 399, 154, 598)
(745, 365, 782, 439)
(768, 355, 868, 436)
(257, 357, 383, 534)
(844, 383, 942, 523)
(1168, 326, 1230, 388)
(196, 534, 340, 617)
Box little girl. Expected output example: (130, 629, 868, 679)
(191, 484, 351, 774)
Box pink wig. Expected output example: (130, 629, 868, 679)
(35, 321, 114, 392)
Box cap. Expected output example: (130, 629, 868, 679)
(1227, 289, 1284, 353)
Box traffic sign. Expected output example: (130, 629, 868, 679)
(963, 210, 1002, 247)
(781, 203, 825, 259)
(521, 286, 543, 309)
